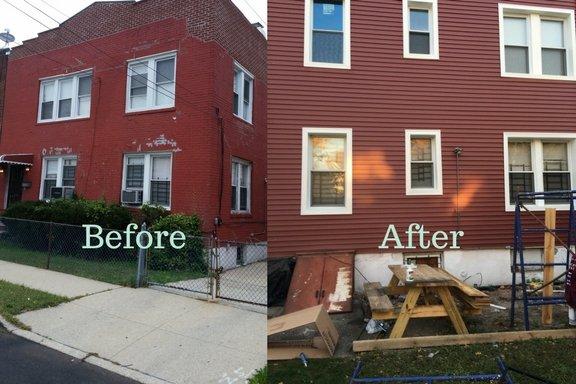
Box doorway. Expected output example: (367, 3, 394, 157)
(6, 166, 24, 208)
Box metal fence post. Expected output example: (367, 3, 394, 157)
(46, 221, 53, 270)
(210, 236, 219, 301)
(136, 222, 147, 288)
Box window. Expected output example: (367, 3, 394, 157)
(122, 153, 172, 208)
(301, 128, 352, 215)
(504, 133, 576, 210)
(126, 52, 176, 112)
(231, 159, 251, 213)
(40, 157, 77, 199)
(405, 130, 443, 195)
(304, 0, 351, 69)
(499, 4, 576, 80)
(38, 72, 92, 122)
(403, 0, 439, 59)
(233, 63, 254, 123)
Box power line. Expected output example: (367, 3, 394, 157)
(38, 0, 69, 19)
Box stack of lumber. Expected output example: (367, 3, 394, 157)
(438, 270, 491, 313)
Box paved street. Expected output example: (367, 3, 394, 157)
(0, 327, 138, 384)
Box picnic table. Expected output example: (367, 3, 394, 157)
(364, 265, 490, 339)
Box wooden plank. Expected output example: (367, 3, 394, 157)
(437, 269, 490, 299)
(372, 305, 449, 320)
(283, 256, 324, 314)
(353, 329, 576, 352)
(542, 208, 556, 325)
(364, 282, 393, 312)
(389, 265, 455, 287)
(437, 286, 469, 335)
(389, 287, 421, 339)
(321, 253, 355, 313)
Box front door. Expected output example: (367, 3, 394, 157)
(6, 166, 24, 208)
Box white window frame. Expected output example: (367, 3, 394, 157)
(301, 127, 353, 215)
(37, 70, 93, 123)
(504, 132, 576, 211)
(231, 158, 252, 214)
(39, 156, 78, 200)
(403, 0, 439, 60)
(125, 51, 177, 113)
(499, 4, 576, 81)
(233, 62, 254, 124)
(303, 0, 351, 69)
(405, 130, 443, 195)
(121, 152, 173, 209)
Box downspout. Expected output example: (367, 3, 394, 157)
(0, 49, 9, 145)
(214, 107, 224, 238)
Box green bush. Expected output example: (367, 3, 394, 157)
(148, 214, 205, 271)
(3, 199, 132, 229)
(140, 204, 170, 226)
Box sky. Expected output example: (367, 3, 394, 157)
(0, 0, 267, 46)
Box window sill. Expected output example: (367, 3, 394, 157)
(403, 53, 440, 60)
(231, 211, 252, 218)
(37, 116, 91, 126)
(233, 115, 253, 126)
(303, 60, 351, 70)
(300, 206, 352, 215)
(125, 106, 176, 117)
(406, 189, 443, 196)
(123, 204, 171, 211)
(501, 72, 576, 82)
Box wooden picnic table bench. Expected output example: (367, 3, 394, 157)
(364, 265, 490, 339)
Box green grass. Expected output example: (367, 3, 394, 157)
(0, 280, 69, 328)
(249, 367, 267, 384)
(268, 339, 576, 383)
(0, 243, 204, 286)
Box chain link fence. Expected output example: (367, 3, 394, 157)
(0, 217, 267, 306)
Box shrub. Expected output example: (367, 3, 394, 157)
(148, 214, 205, 271)
(140, 204, 170, 226)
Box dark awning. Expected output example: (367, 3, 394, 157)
(0, 154, 34, 166)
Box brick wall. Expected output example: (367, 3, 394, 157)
(0, 50, 7, 139)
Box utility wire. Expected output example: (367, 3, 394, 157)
(38, 0, 69, 19)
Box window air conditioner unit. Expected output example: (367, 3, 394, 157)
(122, 190, 143, 205)
(50, 186, 75, 200)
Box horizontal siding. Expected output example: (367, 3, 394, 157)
(268, 0, 576, 257)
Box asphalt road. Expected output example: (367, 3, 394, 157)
(0, 327, 140, 384)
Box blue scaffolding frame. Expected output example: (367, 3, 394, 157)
(510, 190, 576, 331)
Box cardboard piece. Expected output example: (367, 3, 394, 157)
(267, 305, 339, 360)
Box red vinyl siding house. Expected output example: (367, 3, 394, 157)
(268, 0, 576, 290)
(0, 0, 267, 241)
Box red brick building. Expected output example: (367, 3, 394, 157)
(268, 0, 576, 287)
(0, 0, 267, 241)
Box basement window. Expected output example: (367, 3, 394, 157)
(405, 130, 443, 195)
(499, 4, 576, 80)
(504, 133, 576, 211)
(122, 153, 172, 208)
(40, 156, 77, 200)
(126, 51, 176, 112)
(38, 71, 92, 123)
(404, 252, 442, 268)
(403, 0, 439, 59)
(233, 62, 254, 123)
(301, 128, 353, 215)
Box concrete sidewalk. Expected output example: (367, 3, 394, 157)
(0, 260, 117, 297)
(1, 262, 266, 383)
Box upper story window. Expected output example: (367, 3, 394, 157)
(231, 158, 252, 213)
(38, 71, 92, 123)
(233, 63, 254, 123)
(122, 153, 172, 208)
(126, 52, 176, 113)
(405, 130, 443, 195)
(403, 0, 439, 59)
(499, 4, 576, 80)
(304, 0, 351, 69)
(40, 156, 77, 200)
(504, 133, 576, 211)
(301, 128, 353, 215)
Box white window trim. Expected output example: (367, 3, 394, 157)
(301, 127, 353, 215)
(503, 132, 576, 212)
(125, 51, 177, 113)
(303, 0, 351, 69)
(499, 4, 576, 81)
(121, 152, 173, 209)
(233, 61, 254, 124)
(405, 129, 443, 196)
(403, 0, 439, 60)
(39, 155, 78, 200)
(231, 158, 252, 214)
(37, 69, 93, 123)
